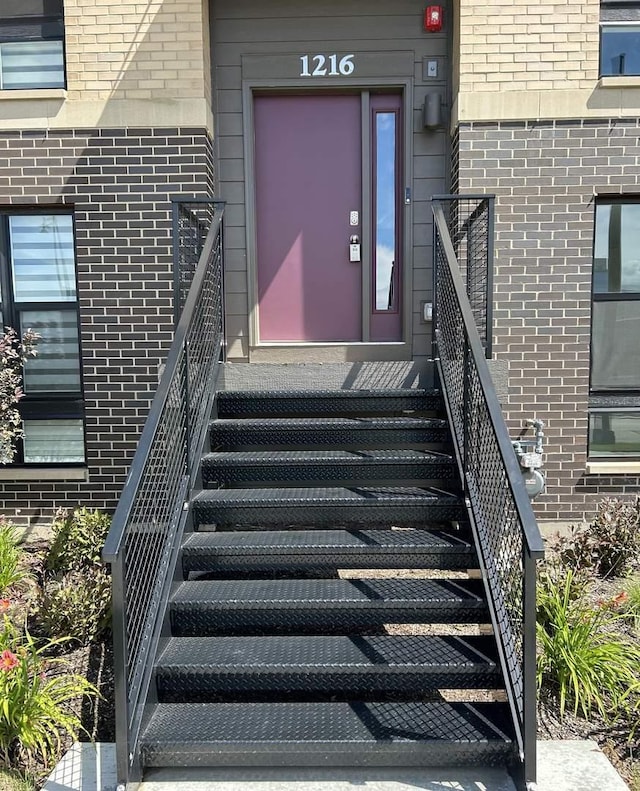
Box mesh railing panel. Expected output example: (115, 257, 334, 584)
(174, 201, 216, 323)
(433, 199, 543, 785)
(465, 359, 525, 717)
(437, 196, 494, 356)
(124, 353, 188, 710)
(104, 201, 224, 779)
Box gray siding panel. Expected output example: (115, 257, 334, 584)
(212, 0, 450, 361)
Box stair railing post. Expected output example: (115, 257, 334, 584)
(522, 546, 538, 789)
(485, 196, 495, 359)
(111, 551, 138, 785)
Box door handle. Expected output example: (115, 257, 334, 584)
(349, 235, 361, 262)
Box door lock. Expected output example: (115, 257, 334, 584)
(349, 234, 361, 262)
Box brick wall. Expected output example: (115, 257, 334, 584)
(63, 0, 210, 102)
(0, 127, 214, 527)
(455, 0, 599, 94)
(456, 118, 640, 520)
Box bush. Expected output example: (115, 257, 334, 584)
(537, 566, 640, 719)
(39, 570, 111, 646)
(46, 508, 111, 575)
(42, 508, 112, 645)
(0, 522, 25, 596)
(0, 615, 97, 768)
(622, 577, 640, 632)
(556, 497, 640, 577)
(0, 328, 38, 466)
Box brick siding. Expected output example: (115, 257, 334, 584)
(455, 118, 640, 520)
(0, 127, 214, 527)
(455, 0, 599, 94)
(63, 0, 210, 102)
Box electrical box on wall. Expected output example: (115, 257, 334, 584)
(424, 6, 443, 32)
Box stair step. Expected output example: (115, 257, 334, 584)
(209, 417, 449, 451)
(181, 528, 476, 573)
(155, 635, 502, 701)
(191, 487, 465, 528)
(216, 389, 442, 418)
(139, 701, 514, 767)
(170, 578, 489, 635)
(201, 449, 457, 487)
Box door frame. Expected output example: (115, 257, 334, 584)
(242, 74, 414, 362)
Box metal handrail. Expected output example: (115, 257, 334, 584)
(432, 194, 495, 357)
(103, 200, 225, 786)
(432, 197, 544, 790)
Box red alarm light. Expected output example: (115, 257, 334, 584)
(424, 5, 443, 32)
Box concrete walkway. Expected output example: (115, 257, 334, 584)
(43, 740, 630, 791)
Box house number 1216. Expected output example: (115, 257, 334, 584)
(300, 54, 355, 77)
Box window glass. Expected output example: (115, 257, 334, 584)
(1, 210, 84, 466)
(600, 25, 640, 76)
(374, 112, 397, 312)
(589, 411, 640, 457)
(0, 41, 64, 90)
(594, 203, 640, 293)
(591, 300, 640, 390)
(9, 214, 76, 302)
(20, 310, 80, 393)
(22, 419, 84, 464)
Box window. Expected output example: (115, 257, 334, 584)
(0, 211, 84, 465)
(590, 200, 640, 458)
(0, 1, 65, 90)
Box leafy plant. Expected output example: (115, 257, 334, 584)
(45, 508, 111, 575)
(42, 508, 112, 644)
(0, 328, 38, 466)
(537, 566, 640, 719)
(0, 523, 25, 596)
(622, 577, 640, 632)
(39, 569, 111, 646)
(556, 497, 640, 577)
(0, 767, 35, 791)
(0, 616, 97, 768)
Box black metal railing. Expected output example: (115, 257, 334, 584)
(433, 194, 495, 357)
(171, 197, 218, 325)
(103, 199, 225, 786)
(432, 197, 544, 790)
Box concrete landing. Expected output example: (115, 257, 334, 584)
(42, 740, 630, 791)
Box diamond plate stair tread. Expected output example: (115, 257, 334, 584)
(170, 577, 487, 635)
(193, 486, 461, 505)
(155, 636, 501, 701)
(171, 578, 486, 608)
(139, 701, 514, 767)
(157, 634, 498, 673)
(216, 389, 442, 418)
(209, 417, 449, 450)
(181, 527, 476, 573)
(203, 449, 453, 463)
(183, 528, 472, 553)
(191, 487, 465, 529)
(201, 449, 456, 486)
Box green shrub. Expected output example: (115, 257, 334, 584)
(537, 566, 640, 719)
(556, 497, 640, 577)
(41, 508, 112, 644)
(39, 569, 111, 646)
(622, 577, 640, 632)
(0, 616, 97, 768)
(0, 522, 24, 596)
(45, 508, 111, 575)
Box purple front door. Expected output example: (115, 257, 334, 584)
(255, 94, 362, 342)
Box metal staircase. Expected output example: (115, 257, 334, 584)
(138, 385, 514, 769)
(104, 196, 543, 790)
